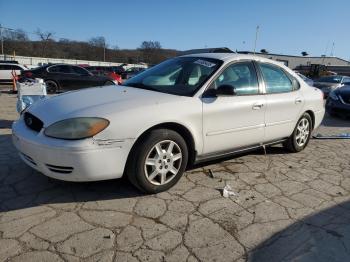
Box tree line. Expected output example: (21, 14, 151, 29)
(2, 28, 178, 65)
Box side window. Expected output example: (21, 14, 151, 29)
(2, 65, 13, 70)
(49, 65, 72, 73)
(72, 66, 89, 75)
(58, 65, 72, 73)
(212, 62, 259, 95)
(48, 66, 59, 73)
(259, 63, 293, 93)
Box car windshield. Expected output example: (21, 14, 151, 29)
(123, 57, 222, 96)
(317, 76, 342, 83)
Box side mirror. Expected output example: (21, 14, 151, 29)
(215, 84, 236, 96)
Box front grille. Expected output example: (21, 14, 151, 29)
(24, 112, 43, 132)
(46, 164, 73, 174)
(21, 152, 37, 166)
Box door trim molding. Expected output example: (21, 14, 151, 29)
(206, 123, 265, 136)
(265, 119, 292, 127)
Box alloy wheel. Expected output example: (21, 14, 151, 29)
(144, 140, 182, 185)
(295, 118, 310, 147)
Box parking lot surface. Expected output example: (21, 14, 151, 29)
(1, 92, 350, 262)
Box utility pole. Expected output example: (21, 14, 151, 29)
(330, 42, 335, 57)
(253, 25, 259, 54)
(0, 24, 3, 55)
(103, 40, 106, 62)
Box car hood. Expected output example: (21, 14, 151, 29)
(336, 85, 350, 96)
(314, 82, 339, 89)
(26, 85, 181, 126)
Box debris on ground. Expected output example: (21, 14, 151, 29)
(208, 169, 214, 178)
(222, 184, 237, 198)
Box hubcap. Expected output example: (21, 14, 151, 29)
(295, 118, 310, 147)
(46, 82, 56, 93)
(144, 140, 182, 185)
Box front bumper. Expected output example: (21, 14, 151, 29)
(12, 119, 134, 182)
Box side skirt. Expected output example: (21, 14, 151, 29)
(194, 139, 287, 164)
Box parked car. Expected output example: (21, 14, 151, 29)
(0, 63, 27, 83)
(21, 64, 116, 93)
(296, 72, 314, 86)
(110, 66, 127, 79)
(12, 54, 324, 193)
(126, 67, 146, 79)
(313, 75, 350, 98)
(84, 66, 123, 85)
(326, 85, 350, 117)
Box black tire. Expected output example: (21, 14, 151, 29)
(283, 113, 312, 153)
(126, 129, 188, 193)
(45, 80, 58, 94)
(104, 80, 115, 86)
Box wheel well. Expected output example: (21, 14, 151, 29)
(45, 79, 60, 88)
(305, 110, 315, 130)
(128, 123, 197, 168)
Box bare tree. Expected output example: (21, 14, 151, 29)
(139, 41, 162, 64)
(89, 36, 107, 61)
(35, 28, 55, 57)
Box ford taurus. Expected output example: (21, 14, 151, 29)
(12, 53, 325, 193)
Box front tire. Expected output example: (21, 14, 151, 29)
(283, 113, 312, 153)
(126, 129, 188, 193)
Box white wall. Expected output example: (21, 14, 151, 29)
(0, 54, 147, 69)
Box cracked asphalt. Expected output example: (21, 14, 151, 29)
(1, 92, 350, 262)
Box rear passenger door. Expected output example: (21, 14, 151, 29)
(257, 62, 304, 142)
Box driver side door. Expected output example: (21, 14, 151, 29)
(202, 61, 266, 154)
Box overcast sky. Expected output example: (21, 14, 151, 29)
(1, 0, 349, 60)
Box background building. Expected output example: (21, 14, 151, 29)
(239, 51, 350, 69)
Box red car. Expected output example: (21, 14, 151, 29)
(84, 66, 123, 85)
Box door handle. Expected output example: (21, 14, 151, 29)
(295, 98, 303, 104)
(252, 103, 264, 110)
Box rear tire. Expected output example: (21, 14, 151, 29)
(126, 129, 188, 193)
(45, 80, 58, 94)
(283, 113, 312, 153)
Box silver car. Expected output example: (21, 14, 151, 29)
(12, 53, 325, 193)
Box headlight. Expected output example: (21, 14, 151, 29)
(44, 117, 109, 140)
(329, 91, 339, 101)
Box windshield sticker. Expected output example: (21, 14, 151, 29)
(194, 59, 216, 68)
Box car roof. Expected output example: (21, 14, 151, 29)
(0, 63, 25, 66)
(179, 53, 283, 65)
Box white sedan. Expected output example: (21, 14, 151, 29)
(12, 53, 325, 193)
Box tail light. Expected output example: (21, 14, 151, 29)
(24, 71, 33, 78)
